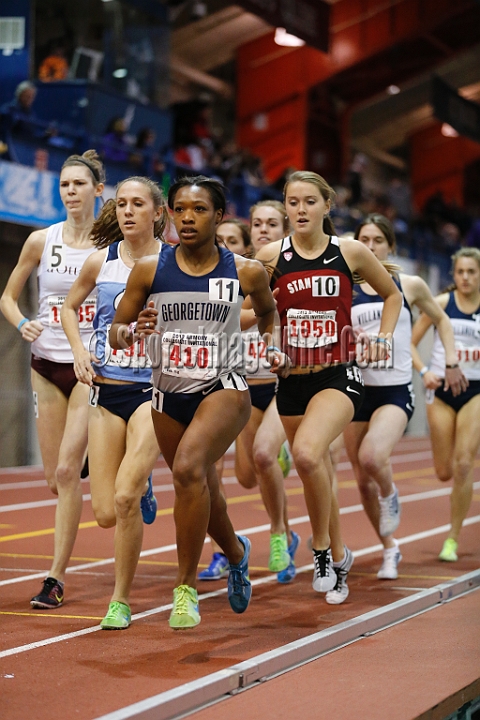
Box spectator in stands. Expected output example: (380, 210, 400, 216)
(102, 117, 131, 163)
(38, 43, 69, 82)
(131, 127, 165, 177)
(0, 81, 38, 139)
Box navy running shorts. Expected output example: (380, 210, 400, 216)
(248, 381, 276, 412)
(434, 379, 480, 413)
(152, 372, 248, 426)
(89, 381, 153, 423)
(353, 382, 415, 422)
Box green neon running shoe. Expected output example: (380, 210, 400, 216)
(169, 585, 200, 629)
(277, 442, 292, 478)
(439, 538, 458, 562)
(100, 601, 131, 630)
(268, 532, 290, 572)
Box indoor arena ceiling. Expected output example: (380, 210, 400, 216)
(166, 0, 480, 162)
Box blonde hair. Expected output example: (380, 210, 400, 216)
(249, 200, 289, 233)
(91, 176, 167, 248)
(451, 247, 480, 272)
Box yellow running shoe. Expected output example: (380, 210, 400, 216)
(100, 601, 131, 630)
(439, 538, 458, 562)
(277, 442, 292, 478)
(169, 585, 200, 629)
(268, 532, 290, 572)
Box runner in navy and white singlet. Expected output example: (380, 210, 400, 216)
(412, 247, 480, 563)
(61, 177, 164, 630)
(109, 176, 279, 629)
(255, 171, 403, 604)
(0, 150, 105, 610)
(344, 215, 467, 580)
(209, 205, 300, 585)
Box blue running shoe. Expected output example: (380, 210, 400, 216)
(140, 474, 157, 525)
(198, 552, 229, 580)
(227, 535, 252, 614)
(277, 530, 301, 584)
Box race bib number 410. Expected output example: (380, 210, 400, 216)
(287, 309, 337, 348)
(48, 295, 96, 329)
(161, 331, 219, 380)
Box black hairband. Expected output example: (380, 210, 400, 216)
(72, 157, 100, 182)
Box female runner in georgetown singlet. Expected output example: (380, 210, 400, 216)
(256, 171, 403, 605)
(200, 206, 299, 585)
(344, 215, 466, 581)
(0, 150, 104, 609)
(109, 175, 280, 629)
(62, 177, 164, 630)
(412, 247, 480, 562)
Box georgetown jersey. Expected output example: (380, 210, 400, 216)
(148, 244, 245, 393)
(429, 292, 480, 380)
(32, 222, 97, 363)
(272, 236, 355, 367)
(91, 241, 152, 383)
(351, 277, 412, 386)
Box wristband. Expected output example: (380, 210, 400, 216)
(376, 337, 392, 351)
(17, 318, 29, 331)
(419, 366, 429, 378)
(445, 363, 459, 369)
(266, 345, 281, 353)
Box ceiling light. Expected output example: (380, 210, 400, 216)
(386, 85, 400, 95)
(274, 28, 305, 48)
(441, 123, 459, 138)
(112, 68, 127, 78)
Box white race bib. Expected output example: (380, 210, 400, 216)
(103, 324, 150, 369)
(161, 331, 219, 380)
(47, 295, 96, 329)
(286, 309, 337, 348)
(456, 345, 480, 369)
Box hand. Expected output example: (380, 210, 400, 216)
(19, 320, 43, 343)
(267, 348, 291, 378)
(444, 366, 469, 396)
(422, 370, 442, 391)
(73, 349, 96, 386)
(137, 301, 158, 336)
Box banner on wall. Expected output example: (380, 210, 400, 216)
(235, 0, 330, 53)
(0, 161, 116, 227)
(431, 75, 480, 144)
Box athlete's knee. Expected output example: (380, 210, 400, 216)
(114, 489, 139, 520)
(93, 505, 116, 528)
(453, 453, 474, 482)
(292, 446, 322, 478)
(55, 462, 80, 489)
(357, 444, 384, 477)
(436, 464, 453, 482)
(253, 445, 277, 475)
(173, 453, 207, 491)
(236, 469, 257, 489)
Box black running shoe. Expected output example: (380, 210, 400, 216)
(30, 577, 64, 609)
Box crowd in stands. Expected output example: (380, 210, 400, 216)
(1, 80, 479, 280)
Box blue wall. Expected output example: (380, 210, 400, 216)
(0, 0, 32, 105)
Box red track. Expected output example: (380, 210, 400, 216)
(1, 436, 479, 720)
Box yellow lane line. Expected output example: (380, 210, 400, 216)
(0, 611, 103, 620)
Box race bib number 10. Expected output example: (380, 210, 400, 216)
(287, 309, 337, 348)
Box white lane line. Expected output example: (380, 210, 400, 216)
(0, 449, 435, 494)
(1, 482, 479, 587)
(1, 514, 479, 660)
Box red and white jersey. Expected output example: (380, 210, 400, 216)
(271, 236, 355, 367)
(32, 222, 97, 363)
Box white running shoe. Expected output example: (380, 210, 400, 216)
(312, 547, 337, 592)
(377, 539, 402, 580)
(378, 485, 401, 537)
(326, 546, 354, 605)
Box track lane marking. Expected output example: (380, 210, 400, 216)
(0, 515, 479, 659)
(1, 482, 479, 586)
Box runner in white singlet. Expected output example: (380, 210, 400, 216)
(0, 150, 105, 609)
